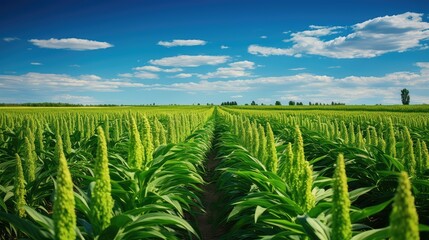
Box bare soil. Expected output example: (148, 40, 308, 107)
(195, 151, 227, 240)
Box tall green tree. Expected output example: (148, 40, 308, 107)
(401, 88, 410, 105)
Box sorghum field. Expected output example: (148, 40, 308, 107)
(0, 105, 428, 239)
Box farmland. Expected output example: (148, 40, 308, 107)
(0, 105, 429, 239)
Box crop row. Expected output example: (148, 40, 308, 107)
(215, 106, 429, 239)
(0, 108, 214, 239)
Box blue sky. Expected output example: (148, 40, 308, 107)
(1, 0, 429, 105)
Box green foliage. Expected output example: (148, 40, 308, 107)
(1, 105, 429, 239)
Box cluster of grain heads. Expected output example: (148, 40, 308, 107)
(157, 119, 167, 146)
(340, 121, 349, 144)
(151, 117, 161, 149)
(141, 115, 154, 166)
(113, 119, 120, 142)
(386, 119, 396, 159)
(24, 124, 37, 169)
(402, 127, 416, 177)
(331, 154, 351, 240)
(290, 125, 315, 212)
(76, 115, 84, 140)
(356, 125, 365, 149)
(258, 124, 267, 165)
(85, 116, 93, 140)
(103, 115, 110, 143)
(421, 141, 429, 172)
(24, 137, 36, 182)
(415, 139, 422, 175)
(415, 139, 429, 175)
(167, 116, 177, 144)
(63, 123, 72, 154)
(281, 142, 294, 184)
(389, 171, 419, 240)
(348, 122, 355, 144)
(370, 127, 379, 147)
(53, 134, 76, 240)
(91, 127, 113, 234)
(128, 116, 143, 169)
(251, 122, 259, 157)
(36, 121, 44, 153)
(15, 153, 26, 218)
(265, 122, 278, 173)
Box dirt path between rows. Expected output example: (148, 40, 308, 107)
(195, 149, 226, 240)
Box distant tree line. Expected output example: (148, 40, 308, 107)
(0, 102, 124, 107)
(0, 102, 86, 107)
(308, 102, 345, 106)
(288, 101, 304, 106)
(238, 100, 347, 106)
(221, 101, 238, 106)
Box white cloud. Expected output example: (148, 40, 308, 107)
(289, 67, 306, 71)
(133, 72, 159, 79)
(148, 62, 429, 105)
(149, 55, 229, 67)
(133, 65, 182, 72)
(118, 73, 133, 78)
(52, 94, 98, 104)
(153, 73, 332, 92)
(249, 12, 429, 58)
(231, 95, 243, 98)
(69, 64, 80, 68)
(0, 72, 146, 92)
(158, 39, 206, 47)
(29, 38, 113, 50)
(79, 74, 101, 81)
(199, 61, 255, 79)
(3, 63, 429, 104)
(134, 66, 162, 72)
(328, 66, 341, 69)
(3, 37, 19, 42)
(173, 73, 193, 78)
(118, 71, 159, 79)
(260, 36, 267, 39)
(221, 45, 229, 49)
(30, 62, 42, 66)
(229, 61, 255, 69)
(248, 44, 295, 56)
